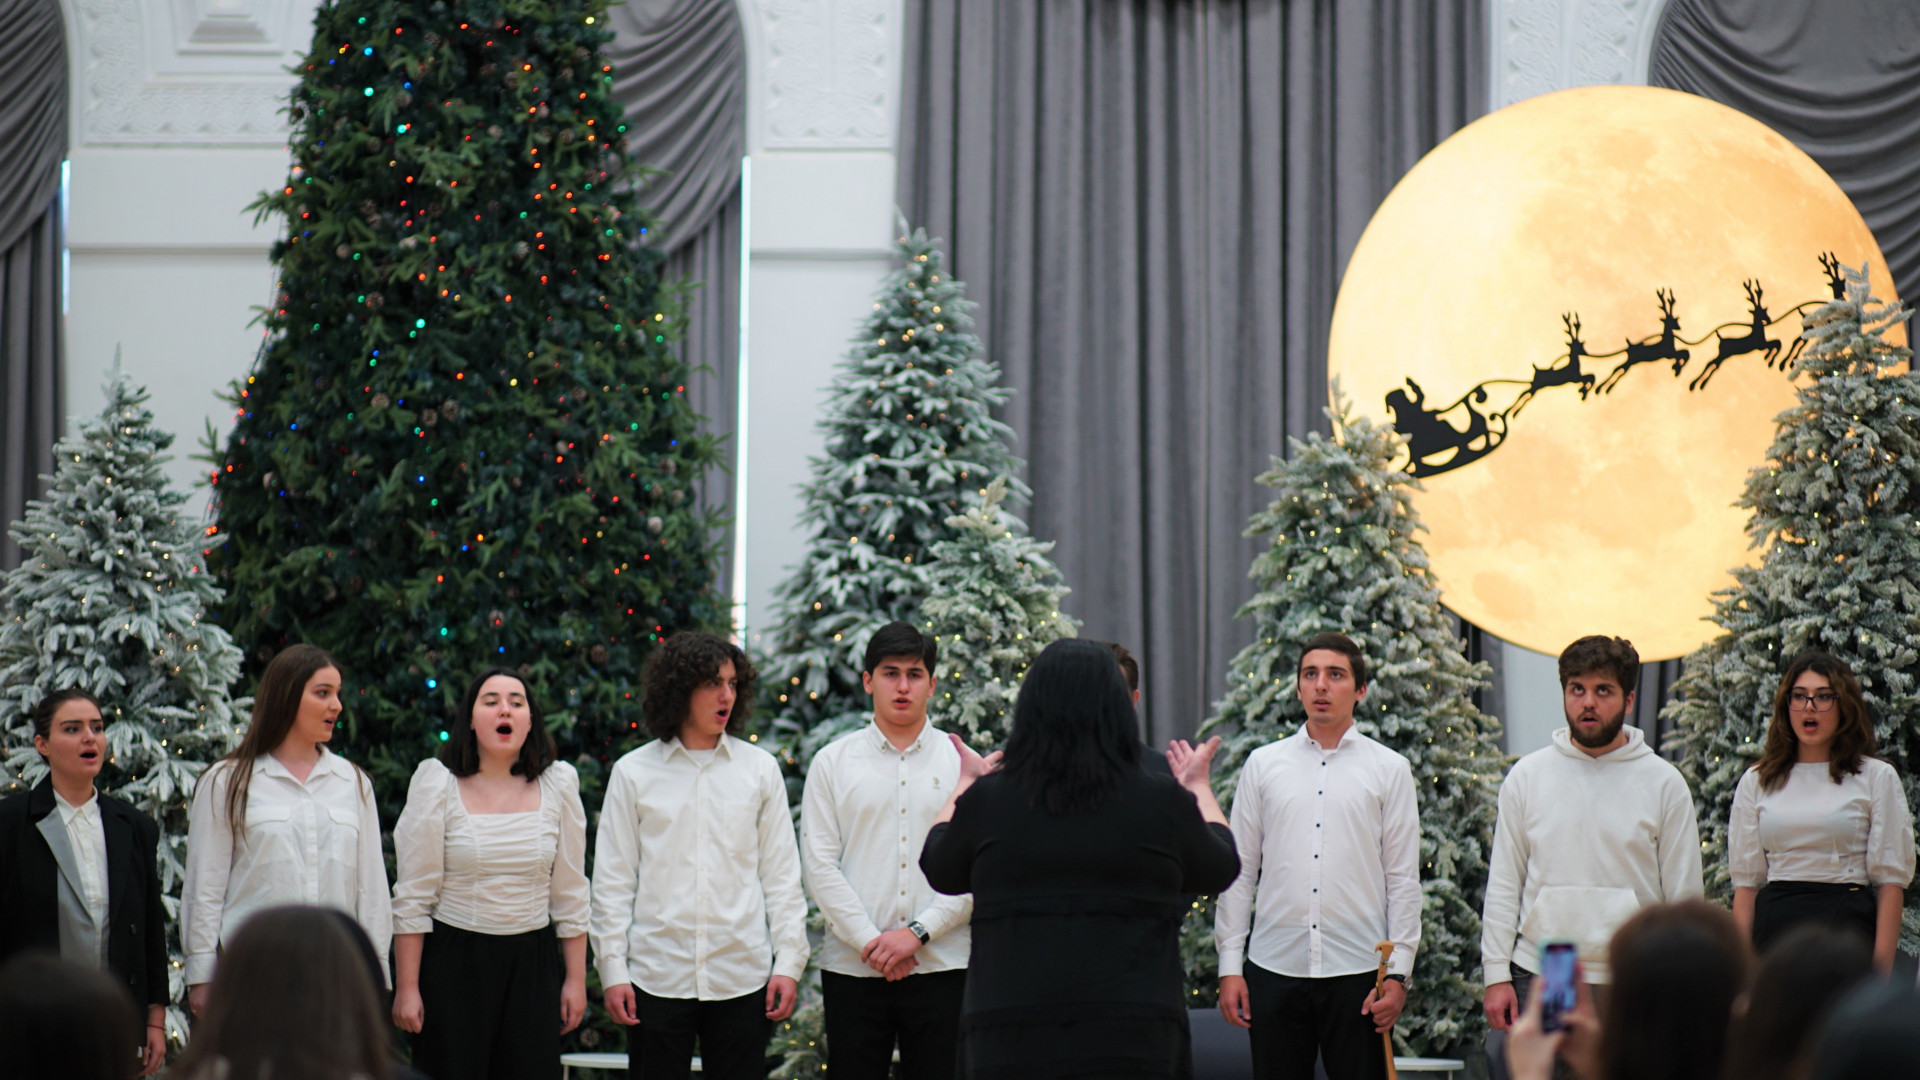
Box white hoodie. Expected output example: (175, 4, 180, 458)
(1480, 726, 1702, 985)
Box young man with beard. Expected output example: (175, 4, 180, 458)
(592, 632, 807, 1080)
(1216, 632, 1422, 1080)
(1480, 635, 1702, 1079)
(801, 621, 972, 1080)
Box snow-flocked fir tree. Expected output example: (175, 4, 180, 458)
(760, 224, 1027, 775)
(1183, 394, 1508, 1055)
(0, 372, 248, 1045)
(920, 476, 1079, 748)
(1664, 263, 1920, 950)
(209, 0, 728, 822)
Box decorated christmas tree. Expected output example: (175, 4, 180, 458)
(759, 224, 1026, 774)
(208, 0, 729, 818)
(921, 476, 1078, 748)
(1185, 395, 1508, 1054)
(1664, 264, 1920, 947)
(0, 372, 249, 1045)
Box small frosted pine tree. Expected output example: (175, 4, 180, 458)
(1664, 264, 1920, 949)
(1185, 393, 1508, 1054)
(760, 223, 1027, 775)
(921, 476, 1078, 748)
(0, 372, 248, 1044)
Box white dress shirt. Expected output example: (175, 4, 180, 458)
(183, 749, 392, 985)
(1216, 726, 1422, 980)
(1729, 758, 1916, 888)
(53, 789, 111, 948)
(391, 758, 591, 937)
(590, 735, 808, 1000)
(801, 721, 972, 977)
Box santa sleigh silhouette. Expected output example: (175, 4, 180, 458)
(1385, 378, 1507, 478)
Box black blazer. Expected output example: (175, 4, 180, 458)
(0, 779, 169, 1009)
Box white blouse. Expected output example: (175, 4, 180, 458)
(183, 750, 392, 985)
(390, 758, 590, 938)
(1729, 758, 1916, 889)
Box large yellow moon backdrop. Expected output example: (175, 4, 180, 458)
(1328, 85, 1901, 661)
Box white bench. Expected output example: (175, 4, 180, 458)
(1395, 1057, 1466, 1078)
(560, 1051, 659, 1077)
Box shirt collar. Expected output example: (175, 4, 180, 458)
(665, 734, 734, 762)
(867, 719, 930, 755)
(53, 787, 99, 822)
(1291, 723, 1366, 754)
(255, 746, 351, 782)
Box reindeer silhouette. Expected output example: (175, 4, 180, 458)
(1780, 253, 1847, 369)
(1689, 279, 1779, 391)
(1509, 313, 1595, 418)
(1598, 288, 1689, 393)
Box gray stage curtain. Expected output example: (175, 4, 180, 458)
(0, 0, 67, 571)
(604, 0, 745, 594)
(898, 0, 1485, 742)
(1650, 0, 1920, 305)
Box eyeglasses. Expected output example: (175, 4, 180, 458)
(1789, 691, 1838, 712)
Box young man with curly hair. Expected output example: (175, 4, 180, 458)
(1481, 635, 1703, 1080)
(590, 631, 808, 1080)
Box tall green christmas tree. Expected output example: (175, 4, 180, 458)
(0, 372, 249, 1044)
(209, 0, 728, 817)
(1664, 264, 1920, 947)
(760, 224, 1026, 774)
(1185, 395, 1508, 1054)
(921, 476, 1078, 748)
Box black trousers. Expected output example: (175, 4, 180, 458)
(413, 920, 561, 1080)
(629, 984, 771, 1080)
(1244, 964, 1385, 1080)
(1753, 880, 1877, 953)
(821, 968, 966, 1080)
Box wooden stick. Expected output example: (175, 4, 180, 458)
(1375, 941, 1399, 1080)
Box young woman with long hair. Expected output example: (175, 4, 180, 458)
(172, 905, 393, 1080)
(918, 638, 1240, 1080)
(390, 667, 590, 1080)
(1728, 650, 1914, 968)
(181, 644, 391, 1014)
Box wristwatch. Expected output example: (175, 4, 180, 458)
(907, 921, 930, 944)
(1383, 974, 1409, 987)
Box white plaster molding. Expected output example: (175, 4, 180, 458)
(1490, 0, 1674, 111)
(755, 0, 893, 149)
(73, 0, 317, 147)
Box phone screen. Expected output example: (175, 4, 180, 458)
(1538, 940, 1578, 1033)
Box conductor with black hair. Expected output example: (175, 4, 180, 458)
(920, 639, 1240, 1079)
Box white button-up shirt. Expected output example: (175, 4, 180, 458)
(1216, 726, 1421, 980)
(391, 758, 592, 937)
(182, 750, 392, 985)
(801, 721, 972, 977)
(590, 735, 808, 1000)
(53, 789, 110, 938)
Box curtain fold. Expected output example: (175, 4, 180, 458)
(1, 204, 63, 572)
(1650, 0, 1920, 305)
(0, 0, 66, 572)
(604, 0, 746, 595)
(898, 0, 1484, 742)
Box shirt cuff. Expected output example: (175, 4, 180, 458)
(1483, 959, 1513, 985)
(1217, 948, 1245, 979)
(773, 951, 808, 983)
(596, 957, 631, 988)
(911, 907, 956, 941)
(1390, 951, 1415, 980)
(186, 952, 218, 986)
(392, 915, 434, 935)
(554, 919, 589, 939)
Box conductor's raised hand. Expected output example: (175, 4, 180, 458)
(1166, 737, 1221, 791)
(948, 732, 1003, 786)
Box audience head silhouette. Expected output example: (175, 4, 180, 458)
(1728, 925, 1873, 1080)
(1598, 900, 1749, 1080)
(172, 906, 392, 1080)
(0, 952, 140, 1080)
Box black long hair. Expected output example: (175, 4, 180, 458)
(1000, 639, 1142, 814)
(441, 668, 555, 780)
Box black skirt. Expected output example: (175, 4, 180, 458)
(413, 919, 562, 1080)
(1752, 880, 1877, 953)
